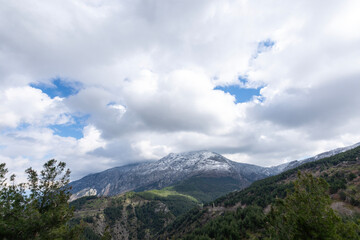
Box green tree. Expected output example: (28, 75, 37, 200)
(267, 172, 360, 240)
(0, 159, 78, 239)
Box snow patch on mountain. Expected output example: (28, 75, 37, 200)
(284, 142, 360, 171)
(69, 142, 360, 201)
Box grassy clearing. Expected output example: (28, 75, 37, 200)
(139, 188, 198, 202)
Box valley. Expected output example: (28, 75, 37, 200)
(69, 143, 360, 239)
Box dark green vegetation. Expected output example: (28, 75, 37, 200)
(70, 196, 98, 211)
(172, 176, 242, 203)
(163, 146, 360, 239)
(71, 189, 199, 239)
(0, 160, 78, 239)
(71, 174, 249, 239)
(133, 176, 245, 204)
(181, 205, 266, 240)
(267, 173, 359, 239)
(72, 145, 360, 239)
(8, 145, 359, 239)
(177, 173, 360, 240)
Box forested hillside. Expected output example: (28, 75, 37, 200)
(162, 145, 360, 239)
(71, 145, 360, 239)
(70, 174, 250, 239)
(70, 187, 200, 239)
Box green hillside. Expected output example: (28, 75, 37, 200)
(163, 146, 360, 239)
(70, 189, 198, 239)
(71, 146, 360, 239)
(171, 176, 243, 203)
(70, 175, 246, 239)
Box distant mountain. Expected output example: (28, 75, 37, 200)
(70, 144, 360, 240)
(70, 143, 360, 201)
(163, 144, 360, 239)
(283, 142, 360, 171)
(69, 151, 275, 201)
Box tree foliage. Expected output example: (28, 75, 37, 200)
(183, 205, 266, 240)
(164, 147, 360, 239)
(0, 159, 77, 239)
(268, 172, 360, 240)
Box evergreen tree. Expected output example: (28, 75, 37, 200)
(0, 159, 78, 239)
(267, 172, 360, 240)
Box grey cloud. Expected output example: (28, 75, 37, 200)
(1, 0, 360, 180)
(249, 75, 360, 135)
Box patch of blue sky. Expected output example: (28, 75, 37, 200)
(49, 114, 89, 139)
(215, 76, 265, 103)
(214, 85, 262, 103)
(258, 39, 275, 50)
(238, 76, 248, 86)
(252, 39, 275, 59)
(30, 78, 82, 99)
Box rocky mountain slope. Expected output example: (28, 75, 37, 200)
(71, 144, 360, 239)
(70, 143, 360, 201)
(163, 145, 360, 239)
(70, 151, 276, 201)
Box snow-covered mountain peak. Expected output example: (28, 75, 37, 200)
(150, 150, 230, 173)
(70, 142, 360, 200)
(165, 150, 216, 160)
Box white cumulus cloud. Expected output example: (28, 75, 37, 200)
(0, 0, 360, 180)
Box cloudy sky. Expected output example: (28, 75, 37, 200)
(1, 0, 360, 181)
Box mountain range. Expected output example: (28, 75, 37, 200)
(70, 142, 360, 239)
(69, 142, 360, 201)
(163, 143, 360, 239)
